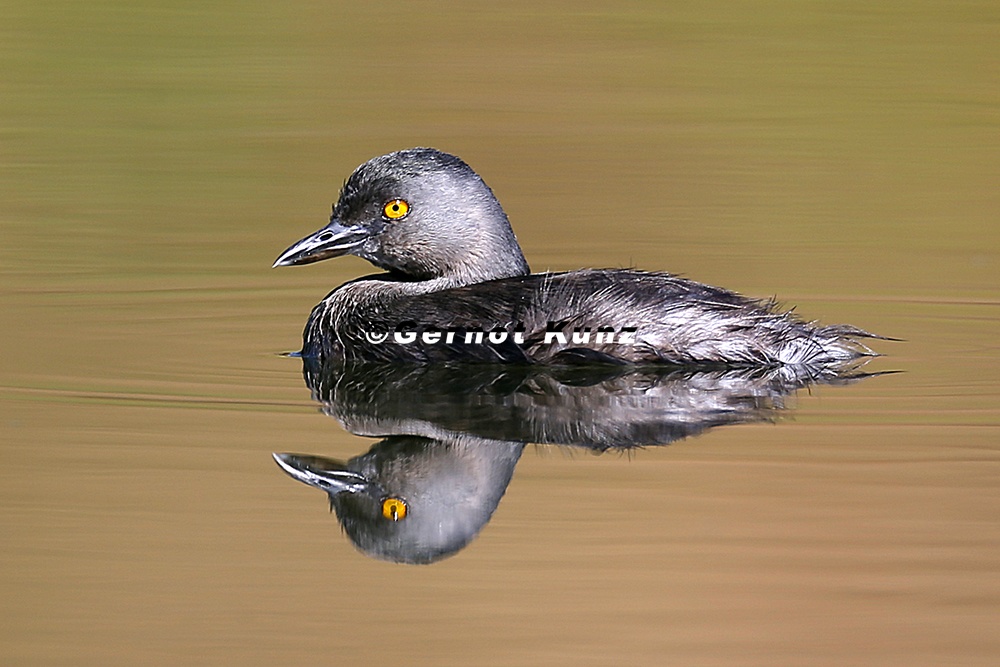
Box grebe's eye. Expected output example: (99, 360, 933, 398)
(381, 497, 408, 521)
(383, 199, 410, 220)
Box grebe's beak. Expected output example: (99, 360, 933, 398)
(272, 453, 369, 495)
(272, 217, 370, 267)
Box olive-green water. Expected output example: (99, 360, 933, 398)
(2, 1, 998, 665)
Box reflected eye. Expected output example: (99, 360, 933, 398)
(381, 497, 408, 521)
(383, 199, 410, 220)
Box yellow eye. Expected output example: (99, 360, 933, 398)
(382, 497, 408, 521)
(383, 199, 410, 220)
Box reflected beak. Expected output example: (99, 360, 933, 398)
(272, 218, 370, 267)
(272, 453, 369, 494)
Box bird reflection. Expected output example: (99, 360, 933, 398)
(275, 360, 879, 564)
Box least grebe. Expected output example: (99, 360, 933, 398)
(274, 148, 881, 366)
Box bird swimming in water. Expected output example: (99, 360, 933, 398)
(273, 148, 881, 367)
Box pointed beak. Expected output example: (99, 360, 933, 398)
(272, 453, 369, 494)
(272, 218, 370, 268)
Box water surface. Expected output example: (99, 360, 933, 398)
(2, 2, 998, 665)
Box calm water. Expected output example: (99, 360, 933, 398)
(2, 1, 998, 665)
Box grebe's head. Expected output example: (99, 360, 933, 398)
(273, 148, 529, 285)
